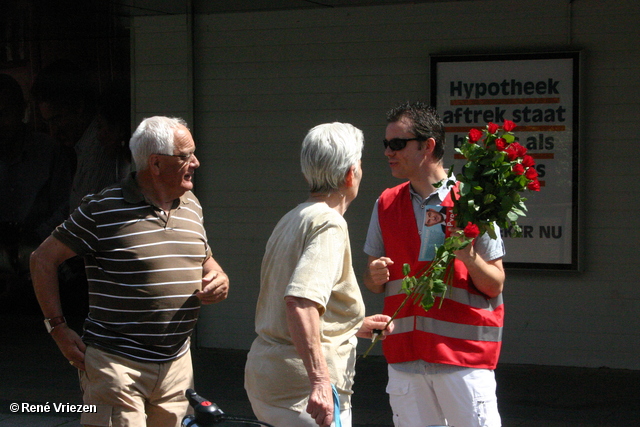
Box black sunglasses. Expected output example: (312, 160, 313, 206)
(382, 137, 426, 151)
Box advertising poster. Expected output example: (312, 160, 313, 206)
(431, 52, 580, 269)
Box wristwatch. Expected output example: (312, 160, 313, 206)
(44, 316, 66, 333)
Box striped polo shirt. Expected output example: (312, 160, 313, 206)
(53, 173, 212, 362)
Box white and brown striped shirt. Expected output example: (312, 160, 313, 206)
(53, 173, 212, 362)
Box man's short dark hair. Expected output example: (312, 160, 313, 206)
(386, 101, 445, 161)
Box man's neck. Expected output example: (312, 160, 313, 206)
(136, 171, 178, 212)
(409, 164, 448, 199)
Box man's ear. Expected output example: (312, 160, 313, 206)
(148, 154, 162, 175)
(424, 137, 436, 153)
(420, 137, 437, 161)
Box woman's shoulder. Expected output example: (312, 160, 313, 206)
(301, 202, 346, 225)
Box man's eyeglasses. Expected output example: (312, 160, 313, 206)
(154, 152, 195, 162)
(382, 137, 425, 151)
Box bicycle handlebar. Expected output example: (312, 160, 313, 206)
(183, 388, 226, 426)
(181, 389, 275, 427)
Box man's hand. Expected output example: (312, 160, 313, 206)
(451, 231, 505, 298)
(197, 270, 229, 305)
(30, 236, 83, 369)
(51, 324, 87, 371)
(364, 256, 394, 293)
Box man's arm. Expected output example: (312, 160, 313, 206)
(196, 256, 229, 305)
(285, 296, 333, 427)
(455, 244, 505, 298)
(30, 236, 87, 370)
(363, 255, 394, 294)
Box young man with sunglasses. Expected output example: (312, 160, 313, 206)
(363, 101, 506, 427)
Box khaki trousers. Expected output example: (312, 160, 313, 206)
(79, 345, 193, 427)
(249, 395, 352, 427)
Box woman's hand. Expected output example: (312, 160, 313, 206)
(306, 379, 334, 427)
(285, 296, 334, 426)
(356, 314, 394, 340)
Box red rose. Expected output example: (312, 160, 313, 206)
(487, 122, 499, 134)
(468, 128, 483, 143)
(505, 146, 518, 161)
(512, 163, 525, 175)
(463, 222, 480, 239)
(527, 179, 541, 191)
(495, 137, 506, 151)
(507, 142, 527, 159)
(522, 155, 535, 168)
(525, 167, 538, 179)
(503, 120, 516, 132)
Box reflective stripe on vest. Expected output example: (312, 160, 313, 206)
(389, 316, 502, 342)
(385, 280, 503, 342)
(385, 279, 503, 312)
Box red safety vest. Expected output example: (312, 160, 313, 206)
(378, 182, 503, 369)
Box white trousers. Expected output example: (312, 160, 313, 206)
(387, 364, 501, 427)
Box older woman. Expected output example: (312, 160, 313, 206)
(244, 123, 393, 427)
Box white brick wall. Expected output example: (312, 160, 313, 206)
(132, 0, 640, 369)
(131, 14, 193, 125)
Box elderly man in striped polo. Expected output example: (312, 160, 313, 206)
(31, 116, 229, 427)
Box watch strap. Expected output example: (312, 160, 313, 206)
(45, 316, 66, 333)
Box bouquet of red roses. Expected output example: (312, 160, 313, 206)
(399, 119, 540, 311)
(363, 120, 540, 357)
(446, 119, 540, 240)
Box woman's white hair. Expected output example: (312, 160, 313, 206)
(301, 122, 364, 193)
(129, 116, 187, 171)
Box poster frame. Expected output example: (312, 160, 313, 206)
(430, 51, 581, 271)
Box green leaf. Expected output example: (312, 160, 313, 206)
(501, 196, 513, 210)
(484, 193, 497, 205)
(481, 168, 497, 177)
(510, 207, 526, 217)
(420, 293, 435, 311)
(401, 278, 412, 293)
(459, 182, 471, 197)
(432, 279, 447, 294)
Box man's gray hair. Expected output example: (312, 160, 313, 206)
(129, 116, 188, 171)
(301, 122, 364, 193)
